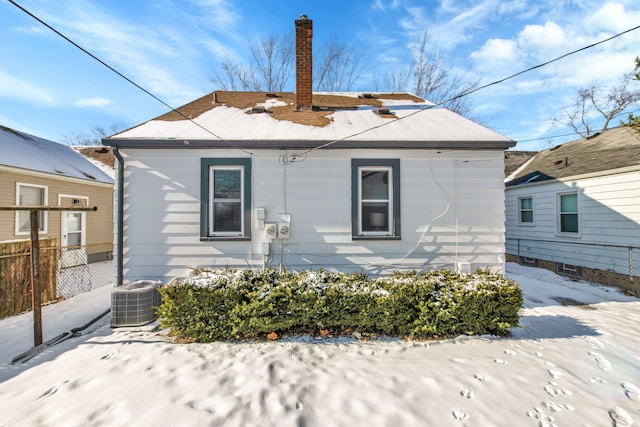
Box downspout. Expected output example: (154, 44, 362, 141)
(112, 145, 124, 287)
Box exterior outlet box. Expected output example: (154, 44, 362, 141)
(278, 223, 290, 239)
(264, 223, 277, 239)
(261, 241, 270, 255)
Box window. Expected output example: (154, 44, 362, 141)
(16, 183, 47, 235)
(558, 192, 579, 233)
(200, 158, 251, 240)
(351, 159, 400, 239)
(518, 196, 534, 224)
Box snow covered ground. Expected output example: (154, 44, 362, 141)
(0, 263, 638, 426)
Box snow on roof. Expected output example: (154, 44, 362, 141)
(0, 126, 113, 184)
(71, 146, 116, 179)
(109, 92, 513, 146)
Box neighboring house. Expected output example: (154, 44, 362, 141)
(505, 126, 640, 295)
(0, 125, 114, 264)
(103, 16, 515, 285)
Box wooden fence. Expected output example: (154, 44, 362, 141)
(0, 238, 59, 319)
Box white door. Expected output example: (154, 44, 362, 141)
(61, 211, 87, 267)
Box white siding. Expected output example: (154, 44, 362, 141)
(119, 149, 507, 282)
(505, 170, 640, 274)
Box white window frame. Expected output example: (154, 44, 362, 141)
(208, 165, 244, 237)
(15, 182, 48, 235)
(556, 191, 580, 235)
(358, 166, 393, 236)
(518, 195, 535, 225)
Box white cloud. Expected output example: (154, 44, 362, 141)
(0, 70, 55, 105)
(471, 38, 519, 69)
(73, 97, 113, 108)
(372, 0, 403, 12)
(188, 0, 241, 29)
(583, 2, 638, 33)
(32, 1, 206, 103)
(517, 21, 567, 55)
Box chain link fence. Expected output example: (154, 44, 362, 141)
(506, 237, 639, 295)
(0, 240, 114, 318)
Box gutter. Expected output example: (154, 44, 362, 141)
(103, 138, 516, 150)
(111, 145, 124, 287)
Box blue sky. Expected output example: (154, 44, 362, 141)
(1, 0, 639, 151)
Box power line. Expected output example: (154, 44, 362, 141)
(9, 0, 640, 155)
(298, 23, 640, 155)
(516, 108, 640, 144)
(8, 0, 252, 155)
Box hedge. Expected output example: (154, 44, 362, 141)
(156, 268, 523, 342)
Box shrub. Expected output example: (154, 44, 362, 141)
(156, 267, 522, 342)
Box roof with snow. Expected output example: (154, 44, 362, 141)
(105, 91, 514, 150)
(506, 126, 640, 187)
(0, 125, 113, 184)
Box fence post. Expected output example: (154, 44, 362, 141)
(29, 209, 43, 347)
(630, 246, 634, 281)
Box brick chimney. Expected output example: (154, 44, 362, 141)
(295, 14, 313, 111)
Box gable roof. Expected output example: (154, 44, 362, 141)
(504, 150, 537, 178)
(506, 126, 640, 187)
(105, 91, 514, 150)
(72, 146, 116, 179)
(0, 125, 113, 184)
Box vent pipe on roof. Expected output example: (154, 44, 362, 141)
(295, 15, 313, 111)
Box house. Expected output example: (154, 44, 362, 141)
(504, 126, 640, 295)
(0, 125, 114, 263)
(103, 16, 515, 286)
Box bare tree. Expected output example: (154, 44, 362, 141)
(380, 30, 479, 117)
(212, 31, 363, 93)
(315, 37, 363, 91)
(249, 33, 294, 92)
(555, 65, 640, 137)
(621, 57, 640, 131)
(211, 57, 257, 91)
(63, 123, 127, 146)
(212, 32, 293, 92)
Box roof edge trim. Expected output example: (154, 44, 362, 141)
(102, 139, 516, 150)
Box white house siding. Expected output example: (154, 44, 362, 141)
(119, 148, 507, 283)
(505, 169, 640, 275)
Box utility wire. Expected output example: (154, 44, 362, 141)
(516, 108, 640, 144)
(8, 0, 252, 155)
(297, 23, 640, 156)
(10, 0, 639, 155)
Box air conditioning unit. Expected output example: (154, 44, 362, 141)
(111, 280, 163, 327)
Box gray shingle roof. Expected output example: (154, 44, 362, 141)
(506, 127, 640, 186)
(0, 125, 113, 184)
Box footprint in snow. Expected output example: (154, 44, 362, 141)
(544, 384, 559, 397)
(460, 388, 475, 399)
(608, 406, 634, 426)
(589, 377, 607, 384)
(504, 349, 517, 356)
(588, 351, 612, 371)
(548, 369, 563, 379)
(474, 373, 486, 382)
(452, 409, 468, 420)
(621, 382, 640, 401)
(494, 358, 508, 365)
(584, 336, 605, 349)
(535, 352, 544, 357)
(542, 400, 563, 413)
